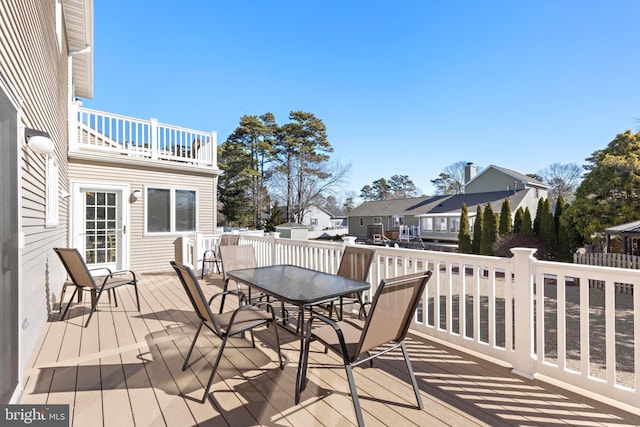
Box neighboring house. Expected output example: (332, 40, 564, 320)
(348, 196, 438, 239)
(348, 164, 548, 243)
(0, 0, 220, 404)
(275, 204, 347, 231)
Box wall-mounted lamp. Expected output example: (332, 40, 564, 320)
(25, 128, 55, 155)
(132, 189, 143, 199)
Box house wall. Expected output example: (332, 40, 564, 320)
(466, 168, 526, 193)
(0, 0, 71, 378)
(69, 159, 216, 272)
(301, 205, 331, 230)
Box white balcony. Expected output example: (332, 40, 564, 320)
(69, 105, 217, 169)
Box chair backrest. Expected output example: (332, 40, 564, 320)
(219, 234, 240, 247)
(54, 247, 98, 289)
(219, 245, 257, 279)
(357, 271, 432, 357)
(337, 245, 375, 282)
(170, 261, 217, 329)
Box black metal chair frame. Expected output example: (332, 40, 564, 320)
(170, 261, 284, 403)
(296, 270, 432, 427)
(54, 247, 140, 327)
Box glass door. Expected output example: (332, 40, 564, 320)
(81, 190, 123, 270)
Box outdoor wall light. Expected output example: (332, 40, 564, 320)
(25, 128, 55, 155)
(132, 189, 143, 199)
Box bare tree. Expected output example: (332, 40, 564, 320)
(537, 163, 583, 205)
(269, 161, 352, 223)
(431, 161, 478, 195)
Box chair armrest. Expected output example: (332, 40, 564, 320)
(208, 289, 248, 306)
(110, 269, 137, 282)
(89, 267, 113, 276)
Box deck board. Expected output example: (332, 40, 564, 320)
(21, 271, 640, 427)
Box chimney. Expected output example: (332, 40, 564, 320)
(465, 162, 477, 183)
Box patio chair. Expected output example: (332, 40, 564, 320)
(296, 270, 433, 427)
(170, 261, 283, 403)
(201, 234, 241, 279)
(330, 245, 376, 320)
(218, 244, 263, 312)
(53, 247, 140, 327)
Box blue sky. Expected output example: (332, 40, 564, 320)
(84, 1, 640, 198)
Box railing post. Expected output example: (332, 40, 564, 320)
(510, 247, 538, 379)
(210, 130, 217, 164)
(270, 232, 279, 265)
(150, 117, 158, 160)
(342, 236, 357, 246)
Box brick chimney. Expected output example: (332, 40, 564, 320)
(465, 162, 477, 183)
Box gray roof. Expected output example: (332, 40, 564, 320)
(348, 196, 436, 217)
(417, 190, 529, 216)
(605, 220, 640, 235)
(349, 190, 530, 218)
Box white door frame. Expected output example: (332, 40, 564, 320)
(70, 181, 131, 270)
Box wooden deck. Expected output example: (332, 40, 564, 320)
(20, 272, 640, 427)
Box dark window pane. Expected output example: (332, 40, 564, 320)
(97, 192, 105, 205)
(86, 192, 95, 205)
(107, 193, 115, 205)
(147, 188, 171, 232)
(176, 190, 196, 232)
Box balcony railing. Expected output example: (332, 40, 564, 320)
(183, 232, 640, 413)
(69, 106, 217, 168)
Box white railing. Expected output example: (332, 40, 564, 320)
(71, 107, 217, 168)
(181, 233, 640, 412)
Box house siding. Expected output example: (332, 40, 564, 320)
(466, 168, 525, 193)
(68, 160, 216, 272)
(1, 0, 71, 373)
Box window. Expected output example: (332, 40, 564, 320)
(436, 218, 447, 232)
(393, 215, 404, 226)
(359, 218, 364, 226)
(450, 217, 460, 233)
(310, 218, 318, 226)
(422, 218, 433, 232)
(373, 217, 382, 225)
(45, 155, 59, 227)
(147, 187, 196, 233)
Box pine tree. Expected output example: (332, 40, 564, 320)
(521, 207, 533, 236)
(498, 198, 512, 235)
(472, 205, 483, 254)
(555, 196, 572, 261)
(513, 207, 524, 235)
(538, 199, 556, 259)
(480, 203, 497, 255)
(458, 203, 472, 253)
(533, 198, 545, 237)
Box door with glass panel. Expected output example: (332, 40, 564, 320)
(80, 189, 124, 270)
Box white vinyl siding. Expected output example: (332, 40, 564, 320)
(45, 155, 59, 227)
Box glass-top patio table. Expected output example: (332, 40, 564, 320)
(225, 264, 370, 332)
(225, 264, 370, 400)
